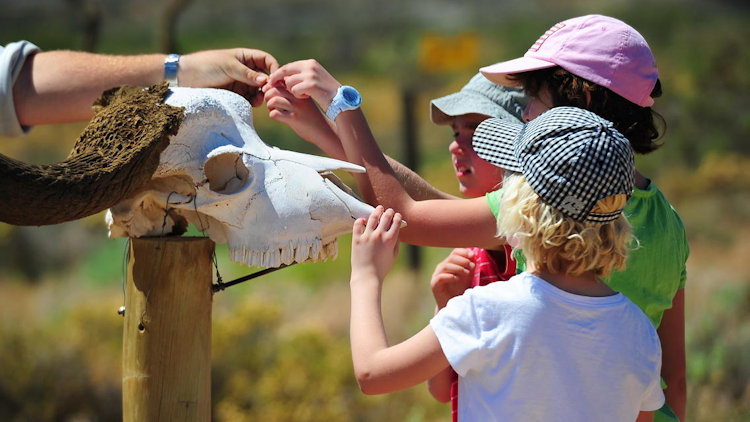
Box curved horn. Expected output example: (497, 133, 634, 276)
(269, 148, 365, 173)
(0, 83, 183, 226)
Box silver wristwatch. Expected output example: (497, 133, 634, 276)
(164, 54, 180, 87)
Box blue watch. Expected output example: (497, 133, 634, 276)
(325, 85, 362, 121)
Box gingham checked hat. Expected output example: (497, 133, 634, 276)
(473, 107, 634, 223)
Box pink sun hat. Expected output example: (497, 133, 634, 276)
(480, 14, 658, 107)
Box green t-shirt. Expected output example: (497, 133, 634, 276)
(486, 182, 689, 328)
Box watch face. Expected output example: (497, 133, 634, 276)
(342, 86, 362, 107)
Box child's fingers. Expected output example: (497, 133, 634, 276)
(268, 108, 290, 122)
(379, 208, 395, 230)
(267, 61, 302, 85)
(432, 271, 462, 286)
(265, 96, 292, 114)
(267, 68, 311, 100)
(447, 253, 474, 269)
(352, 217, 366, 236)
(450, 248, 474, 260)
(366, 206, 384, 232)
(282, 76, 314, 100)
(436, 263, 472, 280)
(386, 211, 402, 237)
(266, 96, 296, 124)
(263, 84, 294, 101)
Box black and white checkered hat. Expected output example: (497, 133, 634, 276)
(473, 107, 635, 223)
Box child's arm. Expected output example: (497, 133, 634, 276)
(267, 60, 501, 249)
(427, 367, 455, 403)
(264, 80, 456, 201)
(349, 206, 451, 394)
(657, 288, 686, 421)
(636, 411, 654, 422)
(426, 248, 475, 401)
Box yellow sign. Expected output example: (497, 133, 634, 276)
(419, 32, 479, 73)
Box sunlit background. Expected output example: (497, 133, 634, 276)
(1, 0, 749, 420)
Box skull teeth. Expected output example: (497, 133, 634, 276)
(230, 240, 339, 268)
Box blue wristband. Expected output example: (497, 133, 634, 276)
(164, 54, 180, 87)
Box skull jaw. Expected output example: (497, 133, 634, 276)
(227, 236, 340, 269)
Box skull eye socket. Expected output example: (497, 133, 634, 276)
(204, 152, 250, 194)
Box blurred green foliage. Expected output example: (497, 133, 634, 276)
(1, 0, 749, 421)
(686, 283, 750, 421)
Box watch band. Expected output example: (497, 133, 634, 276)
(325, 85, 362, 121)
(325, 96, 343, 121)
(164, 54, 180, 87)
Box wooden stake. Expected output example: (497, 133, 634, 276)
(122, 237, 214, 421)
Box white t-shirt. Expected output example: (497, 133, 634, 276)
(430, 272, 664, 422)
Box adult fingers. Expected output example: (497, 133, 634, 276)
(235, 49, 280, 85)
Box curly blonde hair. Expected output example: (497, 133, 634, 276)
(498, 174, 633, 278)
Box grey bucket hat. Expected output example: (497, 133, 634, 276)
(430, 73, 529, 125)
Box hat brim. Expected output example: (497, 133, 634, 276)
(480, 57, 557, 86)
(430, 91, 523, 125)
(472, 117, 524, 173)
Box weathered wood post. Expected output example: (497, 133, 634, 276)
(122, 237, 214, 421)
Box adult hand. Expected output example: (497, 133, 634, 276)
(430, 248, 474, 309)
(267, 59, 340, 111)
(179, 48, 279, 106)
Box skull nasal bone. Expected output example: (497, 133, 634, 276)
(204, 153, 250, 194)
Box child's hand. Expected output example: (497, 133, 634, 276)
(264, 82, 337, 146)
(430, 248, 475, 309)
(266, 59, 340, 112)
(351, 206, 402, 284)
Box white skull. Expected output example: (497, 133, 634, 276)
(106, 87, 374, 268)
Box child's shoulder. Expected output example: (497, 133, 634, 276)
(627, 181, 682, 217)
(466, 271, 530, 297)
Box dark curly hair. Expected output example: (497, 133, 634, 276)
(509, 67, 666, 154)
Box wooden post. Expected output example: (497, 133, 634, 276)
(122, 237, 214, 421)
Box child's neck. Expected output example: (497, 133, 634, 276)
(528, 265, 616, 297)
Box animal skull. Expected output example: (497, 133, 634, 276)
(106, 87, 374, 268)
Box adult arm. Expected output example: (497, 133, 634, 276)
(657, 288, 686, 421)
(13, 48, 278, 126)
(387, 155, 457, 201)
